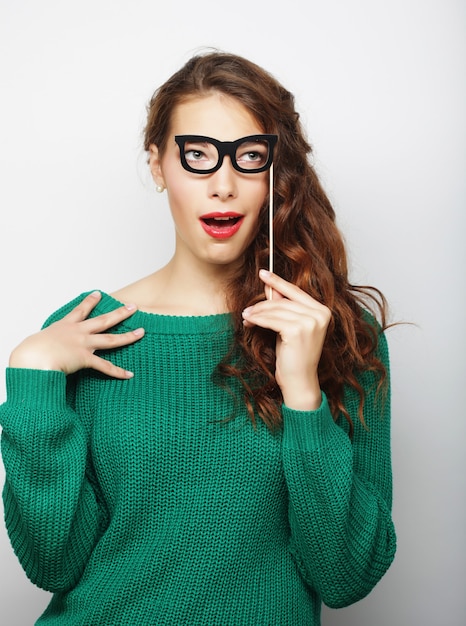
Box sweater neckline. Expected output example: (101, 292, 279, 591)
(96, 292, 233, 335)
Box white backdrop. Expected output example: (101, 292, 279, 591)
(0, 1, 465, 624)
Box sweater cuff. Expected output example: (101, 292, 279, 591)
(282, 392, 341, 452)
(5, 367, 68, 412)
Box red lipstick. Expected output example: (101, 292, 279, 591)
(199, 212, 244, 239)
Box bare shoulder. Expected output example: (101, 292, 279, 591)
(111, 272, 162, 309)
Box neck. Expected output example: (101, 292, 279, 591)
(139, 253, 241, 316)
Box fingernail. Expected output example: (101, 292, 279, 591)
(242, 306, 252, 317)
(259, 269, 270, 278)
(125, 303, 136, 311)
(125, 371, 134, 378)
(133, 327, 144, 336)
(90, 290, 101, 297)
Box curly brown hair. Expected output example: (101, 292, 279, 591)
(144, 51, 388, 435)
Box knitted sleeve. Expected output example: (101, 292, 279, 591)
(0, 295, 109, 592)
(282, 329, 396, 608)
(0, 367, 107, 592)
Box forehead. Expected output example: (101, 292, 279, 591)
(169, 93, 264, 141)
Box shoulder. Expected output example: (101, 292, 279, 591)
(110, 272, 164, 311)
(41, 291, 121, 329)
(359, 307, 389, 362)
(110, 282, 145, 307)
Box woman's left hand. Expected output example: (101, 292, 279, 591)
(242, 269, 331, 411)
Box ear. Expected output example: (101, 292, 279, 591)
(149, 144, 166, 188)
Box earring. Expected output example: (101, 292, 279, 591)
(156, 184, 165, 193)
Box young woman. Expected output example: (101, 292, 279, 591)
(0, 52, 396, 625)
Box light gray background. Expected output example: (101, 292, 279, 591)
(0, 0, 464, 624)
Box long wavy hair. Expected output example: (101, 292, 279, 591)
(144, 51, 388, 435)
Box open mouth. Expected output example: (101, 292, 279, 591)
(199, 214, 244, 239)
(202, 216, 241, 227)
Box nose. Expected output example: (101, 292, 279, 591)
(208, 156, 238, 201)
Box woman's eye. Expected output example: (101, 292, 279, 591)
(237, 148, 267, 166)
(185, 149, 206, 161)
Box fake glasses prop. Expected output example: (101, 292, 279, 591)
(174, 134, 277, 174)
(174, 134, 278, 299)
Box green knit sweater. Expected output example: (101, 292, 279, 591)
(0, 293, 396, 625)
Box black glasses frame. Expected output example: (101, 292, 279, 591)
(174, 134, 278, 174)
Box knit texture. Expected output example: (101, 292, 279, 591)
(0, 293, 396, 625)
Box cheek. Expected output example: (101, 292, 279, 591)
(163, 166, 193, 213)
(170, 177, 203, 204)
(249, 178, 269, 212)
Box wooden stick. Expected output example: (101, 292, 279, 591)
(267, 162, 274, 300)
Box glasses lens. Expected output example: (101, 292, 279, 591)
(182, 139, 219, 172)
(235, 139, 271, 172)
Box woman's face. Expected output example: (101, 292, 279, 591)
(149, 93, 269, 271)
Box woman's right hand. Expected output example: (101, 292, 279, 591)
(9, 291, 144, 379)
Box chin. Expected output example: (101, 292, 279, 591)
(204, 251, 245, 268)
